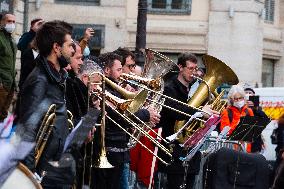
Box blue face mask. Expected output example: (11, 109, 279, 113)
(83, 46, 90, 57)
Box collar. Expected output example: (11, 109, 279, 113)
(38, 56, 68, 83)
(173, 77, 189, 93)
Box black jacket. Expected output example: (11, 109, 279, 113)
(65, 70, 88, 125)
(18, 48, 37, 89)
(17, 30, 36, 52)
(104, 79, 150, 148)
(156, 77, 200, 177)
(16, 55, 69, 172)
(156, 77, 196, 138)
(103, 78, 150, 165)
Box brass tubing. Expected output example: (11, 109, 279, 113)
(126, 110, 169, 144)
(120, 77, 211, 115)
(106, 115, 169, 165)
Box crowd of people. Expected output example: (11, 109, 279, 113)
(1, 12, 284, 189)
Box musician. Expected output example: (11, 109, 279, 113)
(65, 42, 87, 125)
(156, 53, 215, 189)
(113, 47, 136, 74)
(16, 21, 77, 189)
(92, 52, 159, 189)
(113, 47, 162, 188)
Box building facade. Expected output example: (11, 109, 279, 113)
(5, 0, 284, 87)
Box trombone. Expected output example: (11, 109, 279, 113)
(34, 104, 56, 167)
(119, 74, 208, 122)
(89, 72, 173, 165)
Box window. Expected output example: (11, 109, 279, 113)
(0, 0, 13, 13)
(56, 0, 99, 5)
(262, 59, 275, 87)
(147, 0, 192, 14)
(72, 24, 105, 55)
(264, 0, 275, 23)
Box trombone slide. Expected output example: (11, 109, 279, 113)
(166, 112, 203, 142)
(181, 114, 220, 148)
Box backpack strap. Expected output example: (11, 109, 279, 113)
(227, 108, 233, 123)
(244, 108, 249, 115)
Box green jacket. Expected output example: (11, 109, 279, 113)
(0, 29, 17, 90)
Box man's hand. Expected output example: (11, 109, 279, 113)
(85, 127, 96, 144)
(124, 84, 137, 93)
(31, 20, 44, 32)
(83, 28, 95, 41)
(201, 105, 219, 119)
(247, 100, 254, 107)
(147, 106, 161, 125)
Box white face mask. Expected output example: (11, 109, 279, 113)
(233, 100, 245, 109)
(4, 23, 16, 33)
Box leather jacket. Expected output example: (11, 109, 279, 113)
(16, 55, 69, 172)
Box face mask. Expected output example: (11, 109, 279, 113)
(58, 50, 70, 68)
(83, 46, 90, 57)
(233, 100, 245, 109)
(4, 23, 16, 33)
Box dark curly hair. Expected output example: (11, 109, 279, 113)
(35, 20, 73, 57)
(113, 47, 135, 66)
(98, 52, 122, 69)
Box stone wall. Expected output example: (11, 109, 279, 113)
(11, 0, 284, 87)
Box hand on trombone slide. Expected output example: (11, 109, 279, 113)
(147, 106, 161, 126)
(201, 104, 220, 119)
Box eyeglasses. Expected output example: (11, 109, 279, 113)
(184, 66, 198, 72)
(233, 97, 244, 101)
(126, 64, 136, 69)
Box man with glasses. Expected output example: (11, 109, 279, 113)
(156, 53, 216, 189)
(113, 47, 137, 74)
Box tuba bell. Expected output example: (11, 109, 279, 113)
(120, 49, 179, 148)
(174, 55, 239, 144)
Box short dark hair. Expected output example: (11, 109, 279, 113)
(244, 87, 255, 94)
(30, 18, 42, 26)
(177, 53, 198, 67)
(113, 47, 135, 66)
(36, 20, 72, 57)
(98, 52, 122, 69)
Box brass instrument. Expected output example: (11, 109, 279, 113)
(34, 104, 56, 167)
(93, 77, 114, 168)
(90, 73, 148, 113)
(174, 55, 239, 143)
(89, 73, 172, 165)
(119, 49, 179, 148)
(67, 110, 74, 131)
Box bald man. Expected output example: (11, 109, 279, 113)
(0, 13, 17, 121)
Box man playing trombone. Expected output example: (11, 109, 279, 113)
(91, 52, 160, 189)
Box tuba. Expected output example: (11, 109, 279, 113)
(120, 49, 178, 148)
(174, 55, 239, 144)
